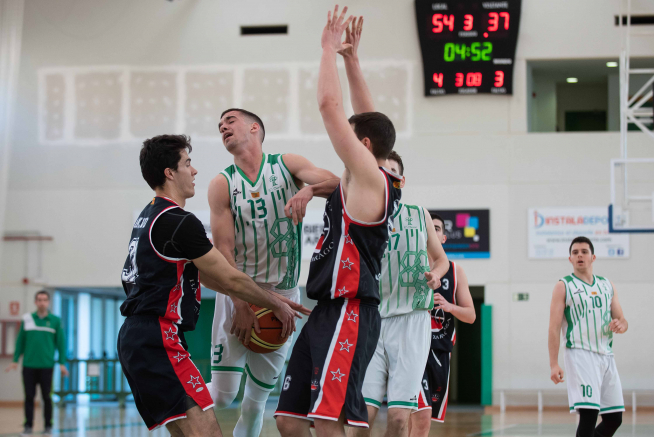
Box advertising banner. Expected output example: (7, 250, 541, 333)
(528, 207, 629, 259)
(428, 209, 490, 259)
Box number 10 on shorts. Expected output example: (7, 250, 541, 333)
(581, 384, 592, 397)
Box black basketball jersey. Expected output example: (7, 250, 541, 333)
(430, 261, 457, 352)
(307, 168, 402, 304)
(120, 197, 203, 332)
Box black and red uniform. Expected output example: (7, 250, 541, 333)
(275, 168, 402, 428)
(118, 196, 214, 430)
(416, 260, 457, 422)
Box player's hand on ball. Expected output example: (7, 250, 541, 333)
(321, 5, 354, 52)
(285, 186, 313, 226)
(230, 301, 261, 346)
(276, 294, 312, 316)
(425, 271, 441, 290)
(609, 318, 627, 334)
(337, 16, 363, 58)
(271, 301, 298, 338)
(550, 364, 565, 384)
(433, 293, 454, 313)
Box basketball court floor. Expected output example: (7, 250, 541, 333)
(0, 403, 652, 437)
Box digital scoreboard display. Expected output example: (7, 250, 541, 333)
(415, 0, 522, 96)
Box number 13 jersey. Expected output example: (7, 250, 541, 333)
(220, 153, 302, 290)
(560, 274, 614, 355)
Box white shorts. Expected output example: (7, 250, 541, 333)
(564, 348, 625, 415)
(210, 287, 300, 391)
(362, 310, 431, 410)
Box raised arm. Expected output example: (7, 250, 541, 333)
(339, 17, 375, 114)
(548, 281, 566, 384)
(608, 282, 628, 334)
(208, 174, 260, 344)
(282, 153, 340, 225)
(318, 6, 382, 188)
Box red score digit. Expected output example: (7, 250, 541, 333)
(494, 71, 504, 87)
(488, 12, 499, 31)
(463, 14, 474, 31)
(455, 73, 464, 87)
(500, 12, 510, 29)
(432, 14, 443, 33)
(433, 73, 444, 88)
(466, 72, 482, 87)
(443, 14, 454, 31)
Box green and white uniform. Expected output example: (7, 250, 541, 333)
(560, 274, 624, 415)
(363, 203, 432, 410)
(211, 153, 302, 393)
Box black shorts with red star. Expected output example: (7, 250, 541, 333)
(415, 348, 451, 423)
(117, 315, 214, 430)
(275, 298, 380, 428)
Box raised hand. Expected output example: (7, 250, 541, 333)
(338, 16, 363, 58)
(321, 5, 354, 52)
(425, 271, 441, 290)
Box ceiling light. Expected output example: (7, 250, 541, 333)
(567, 77, 578, 83)
(606, 61, 618, 67)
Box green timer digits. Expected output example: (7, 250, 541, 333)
(444, 42, 493, 62)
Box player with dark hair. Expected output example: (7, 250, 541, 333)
(548, 236, 628, 437)
(409, 214, 475, 436)
(119, 134, 308, 436)
(208, 105, 339, 437)
(275, 8, 402, 436)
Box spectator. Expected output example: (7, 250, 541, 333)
(5, 290, 68, 436)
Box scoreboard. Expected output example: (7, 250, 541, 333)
(415, 0, 522, 96)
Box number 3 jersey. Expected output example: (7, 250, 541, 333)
(378, 203, 433, 317)
(560, 274, 614, 355)
(307, 168, 402, 304)
(220, 153, 302, 291)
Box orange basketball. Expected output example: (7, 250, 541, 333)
(245, 305, 288, 354)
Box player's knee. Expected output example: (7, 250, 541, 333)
(276, 415, 302, 436)
(241, 394, 266, 418)
(387, 410, 410, 432)
(211, 389, 238, 409)
(601, 412, 623, 432)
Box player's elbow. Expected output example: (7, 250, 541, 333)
(318, 96, 341, 115)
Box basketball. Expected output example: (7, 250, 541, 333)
(245, 305, 288, 354)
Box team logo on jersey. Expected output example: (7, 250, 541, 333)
(393, 181, 401, 188)
(251, 192, 260, 198)
(573, 288, 583, 295)
(121, 238, 139, 284)
(269, 175, 279, 187)
(311, 379, 319, 390)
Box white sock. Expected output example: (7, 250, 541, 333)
(233, 378, 272, 437)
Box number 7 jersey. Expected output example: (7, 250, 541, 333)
(560, 274, 614, 355)
(220, 153, 302, 290)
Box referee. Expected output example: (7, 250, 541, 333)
(5, 290, 68, 436)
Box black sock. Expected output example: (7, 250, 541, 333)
(594, 412, 623, 437)
(576, 409, 599, 437)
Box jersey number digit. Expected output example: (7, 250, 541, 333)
(441, 278, 450, 290)
(247, 198, 268, 219)
(283, 376, 291, 391)
(591, 296, 602, 308)
(422, 379, 429, 391)
(212, 344, 223, 365)
(581, 384, 592, 397)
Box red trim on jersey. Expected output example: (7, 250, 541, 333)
(338, 170, 391, 228)
(347, 420, 369, 428)
(334, 221, 360, 299)
(435, 396, 449, 422)
(433, 352, 451, 422)
(451, 261, 458, 305)
(417, 385, 430, 410)
(274, 411, 310, 419)
(155, 196, 180, 206)
(162, 262, 185, 324)
(158, 317, 214, 411)
(310, 299, 361, 420)
(314, 234, 325, 253)
(148, 412, 187, 430)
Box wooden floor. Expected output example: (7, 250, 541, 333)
(0, 402, 652, 436)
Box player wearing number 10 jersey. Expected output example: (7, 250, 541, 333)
(548, 236, 628, 437)
(208, 108, 339, 437)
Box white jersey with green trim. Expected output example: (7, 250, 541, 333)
(220, 153, 302, 291)
(561, 274, 614, 355)
(378, 203, 434, 318)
